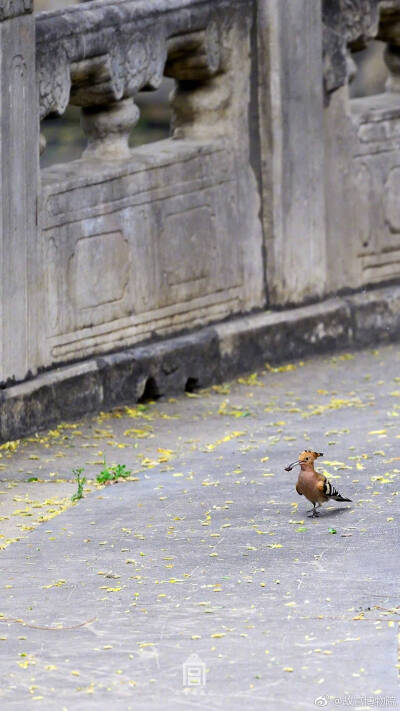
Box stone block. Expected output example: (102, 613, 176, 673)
(326, 87, 400, 290)
(0, 8, 40, 385)
(215, 299, 352, 379)
(349, 285, 400, 343)
(41, 135, 263, 366)
(323, 86, 361, 293)
(4, 285, 400, 440)
(257, 0, 327, 305)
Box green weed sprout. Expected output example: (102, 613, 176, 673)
(71, 467, 86, 501)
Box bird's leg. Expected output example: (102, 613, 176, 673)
(307, 504, 319, 518)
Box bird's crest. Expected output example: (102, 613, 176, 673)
(299, 450, 323, 462)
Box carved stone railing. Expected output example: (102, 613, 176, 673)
(37, 0, 230, 158)
(35, 0, 265, 370)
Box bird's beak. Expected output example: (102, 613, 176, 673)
(284, 460, 301, 471)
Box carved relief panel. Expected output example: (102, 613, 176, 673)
(41, 143, 247, 363)
(352, 95, 400, 284)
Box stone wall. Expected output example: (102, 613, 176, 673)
(2, 0, 400, 430)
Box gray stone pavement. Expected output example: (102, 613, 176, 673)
(0, 344, 400, 710)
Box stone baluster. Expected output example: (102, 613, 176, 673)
(81, 99, 140, 160)
(164, 22, 227, 140)
(384, 44, 400, 92)
(0, 0, 41, 383)
(68, 53, 139, 160)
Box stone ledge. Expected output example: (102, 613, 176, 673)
(1, 285, 400, 441)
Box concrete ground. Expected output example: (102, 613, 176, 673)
(0, 343, 400, 710)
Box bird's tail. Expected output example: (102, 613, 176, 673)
(332, 494, 352, 502)
(324, 480, 352, 502)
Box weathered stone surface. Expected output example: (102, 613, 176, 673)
(35, 0, 236, 119)
(325, 89, 400, 290)
(165, 25, 222, 82)
(0, 327, 222, 440)
(81, 99, 140, 159)
(322, 0, 400, 292)
(0, 361, 103, 441)
(215, 299, 352, 381)
(378, 0, 400, 43)
(322, 0, 380, 96)
(323, 86, 360, 293)
(348, 284, 400, 343)
(40, 134, 263, 366)
(3, 286, 400, 441)
(257, 0, 327, 305)
(0, 9, 41, 384)
(4, 0, 400, 432)
(32, 0, 265, 379)
(0, 0, 32, 21)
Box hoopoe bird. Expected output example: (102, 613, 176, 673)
(285, 450, 351, 517)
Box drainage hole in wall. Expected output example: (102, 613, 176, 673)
(138, 377, 161, 403)
(185, 377, 199, 393)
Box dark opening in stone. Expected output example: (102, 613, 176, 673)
(138, 377, 161, 403)
(185, 377, 199, 393)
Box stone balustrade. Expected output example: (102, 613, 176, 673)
(35, 0, 265, 374)
(36, 0, 230, 155)
(2, 0, 400, 434)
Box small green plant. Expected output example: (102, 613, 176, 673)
(71, 467, 86, 501)
(96, 462, 131, 485)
